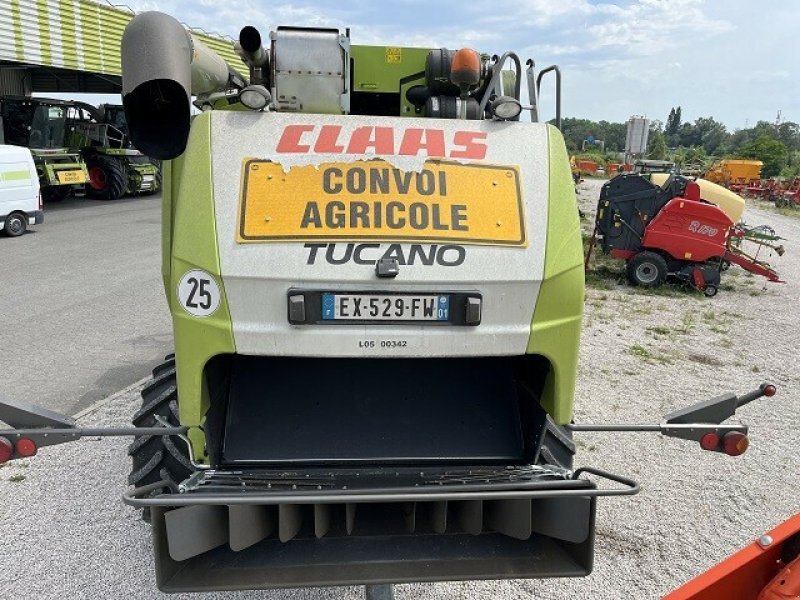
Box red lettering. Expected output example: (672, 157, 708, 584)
(450, 131, 488, 159)
(398, 129, 446, 157)
(314, 125, 345, 153)
(276, 124, 314, 153)
(277, 125, 488, 159)
(346, 126, 395, 154)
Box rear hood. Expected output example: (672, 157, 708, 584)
(210, 112, 551, 357)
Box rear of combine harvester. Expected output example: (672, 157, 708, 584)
(119, 12, 591, 592)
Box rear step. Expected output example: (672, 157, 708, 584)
(125, 466, 637, 592)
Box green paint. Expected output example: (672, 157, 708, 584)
(36, 0, 52, 66)
(527, 125, 585, 424)
(59, 0, 79, 70)
(0, 170, 32, 182)
(78, 1, 102, 73)
(10, 0, 23, 61)
(350, 45, 430, 115)
(168, 112, 235, 461)
(10, 0, 241, 77)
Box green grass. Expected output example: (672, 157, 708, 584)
(628, 344, 673, 364)
(630, 303, 654, 315)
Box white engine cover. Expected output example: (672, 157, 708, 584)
(210, 111, 550, 357)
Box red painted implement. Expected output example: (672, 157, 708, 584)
(665, 513, 800, 600)
(592, 174, 783, 295)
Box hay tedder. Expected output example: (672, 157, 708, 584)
(589, 173, 784, 296)
(0, 11, 781, 597)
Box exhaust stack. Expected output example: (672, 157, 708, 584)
(121, 12, 246, 159)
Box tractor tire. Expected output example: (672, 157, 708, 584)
(41, 185, 71, 203)
(85, 155, 128, 200)
(3, 212, 27, 237)
(537, 417, 574, 470)
(128, 361, 193, 520)
(627, 251, 668, 288)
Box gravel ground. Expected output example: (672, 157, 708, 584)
(1, 178, 798, 599)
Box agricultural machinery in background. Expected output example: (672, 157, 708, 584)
(737, 177, 800, 209)
(0, 96, 89, 202)
(0, 95, 160, 202)
(66, 101, 160, 200)
(704, 159, 763, 190)
(589, 173, 784, 296)
(701, 159, 800, 209)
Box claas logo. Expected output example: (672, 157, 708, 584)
(276, 125, 488, 159)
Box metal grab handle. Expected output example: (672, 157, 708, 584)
(536, 65, 561, 130)
(122, 467, 640, 508)
(525, 59, 539, 123)
(572, 467, 640, 496)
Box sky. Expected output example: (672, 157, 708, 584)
(116, 0, 798, 130)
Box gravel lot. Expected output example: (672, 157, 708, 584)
(1, 178, 798, 599)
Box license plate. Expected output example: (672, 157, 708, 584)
(238, 159, 526, 247)
(56, 170, 86, 184)
(322, 293, 450, 321)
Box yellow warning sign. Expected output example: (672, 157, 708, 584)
(385, 47, 402, 64)
(237, 159, 526, 246)
(56, 170, 87, 184)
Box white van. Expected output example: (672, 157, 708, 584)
(0, 145, 42, 237)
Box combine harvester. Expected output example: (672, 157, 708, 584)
(0, 12, 780, 597)
(589, 173, 784, 296)
(66, 100, 161, 200)
(0, 96, 89, 202)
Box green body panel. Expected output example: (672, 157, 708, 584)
(350, 45, 429, 115)
(34, 154, 88, 186)
(167, 112, 235, 462)
(527, 125, 585, 424)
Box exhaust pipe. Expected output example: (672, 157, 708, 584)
(121, 12, 246, 160)
(235, 26, 270, 86)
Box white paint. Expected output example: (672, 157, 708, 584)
(209, 112, 550, 358)
(21, 5, 42, 65)
(46, 0, 64, 68)
(177, 269, 221, 317)
(73, 0, 85, 70)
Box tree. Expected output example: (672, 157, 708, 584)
(648, 128, 667, 160)
(665, 106, 682, 147)
(693, 117, 727, 155)
(678, 122, 700, 148)
(740, 135, 789, 177)
(777, 122, 800, 151)
(665, 106, 682, 136)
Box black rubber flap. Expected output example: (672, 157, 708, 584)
(221, 356, 525, 465)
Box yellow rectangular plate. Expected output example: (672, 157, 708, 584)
(237, 159, 526, 246)
(56, 170, 86, 184)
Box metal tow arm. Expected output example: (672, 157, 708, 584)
(568, 383, 776, 455)
(0, 394, 187, 461)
